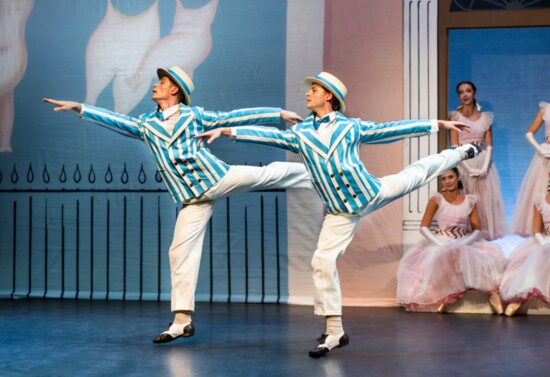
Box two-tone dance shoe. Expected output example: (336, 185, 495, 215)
(454, 143, 482, 160)
(153, 321, 195, 344)
(308, 333, 349, 358)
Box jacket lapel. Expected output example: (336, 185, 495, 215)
(295, 117, 329, 158)
(142, 105, 195, 145)
(143, 117, 171, 143)
(327, 120, 353, 158)
(170, 112, 194, 145)
(295, 113, 352, 159)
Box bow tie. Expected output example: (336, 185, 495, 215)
(155, 111, 165, 121)
(314, 115, 332, 129)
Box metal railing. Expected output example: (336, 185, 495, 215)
(0, 163, 288, 304)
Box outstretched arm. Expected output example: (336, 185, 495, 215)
(195, 127, 232, 146)
(437, 120, 470, 133)
(281, 110, 303, 124)
(42, 98, 142, 139)
(195, 125, 300, 153)
(42, 98, 82, 113)
(201, 108, 302, 130)
(449, 113, 473, 174)
(359, 118, 469, 145)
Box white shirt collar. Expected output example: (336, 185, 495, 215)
(161, 104, 180, 120)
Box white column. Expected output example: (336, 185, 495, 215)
(402, 0, 439, 249)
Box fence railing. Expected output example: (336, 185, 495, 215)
(0, 163, 288, 304)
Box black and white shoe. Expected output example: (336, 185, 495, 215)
(454, 143, 482, 160)
(308, 333, 349, 358)
(152, 321, 195, 344)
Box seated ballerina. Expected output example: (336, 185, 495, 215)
(501, 182, 550, 316)
(397, 167, 506, 314)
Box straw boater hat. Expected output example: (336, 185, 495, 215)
(304, 72, 347, 112)
(157, 66, 195, 106)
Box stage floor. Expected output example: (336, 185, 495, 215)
(0, 299, 548, 377)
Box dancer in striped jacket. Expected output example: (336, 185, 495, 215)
(43, 65, 313, 344)
(196, 71, 482, 358)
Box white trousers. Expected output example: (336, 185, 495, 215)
(169, 162, 312, 312)
(311, 149, 465, 316)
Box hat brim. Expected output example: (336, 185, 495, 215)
(304, 77, 346, 112)
(157, 68, 191, 106)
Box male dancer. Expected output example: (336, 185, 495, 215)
(43, 66, 312, 344)
(195, 72, 480, 358)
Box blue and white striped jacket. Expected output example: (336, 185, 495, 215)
(81, 103, 281, 203)
(233, 112, 436, 214)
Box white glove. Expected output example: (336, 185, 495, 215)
(420, 227, 444, 246)
(478, 146, 492, 177)
(526, 132, 547, 157)
(534, 233, 549, 246)
(468, 168, 483, 178)
(460, 230, 482, 245)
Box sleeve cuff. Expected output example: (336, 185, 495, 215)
(230, 127, 237, 140)
(78, 104, 85, 118)
(430, 119, 439, 133)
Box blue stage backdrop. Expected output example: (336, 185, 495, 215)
(448, 26, 550, 222)
(0, 0, 291, 303)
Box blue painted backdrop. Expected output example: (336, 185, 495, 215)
(0, 0, 290, 302)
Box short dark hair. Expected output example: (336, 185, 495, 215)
(175, 90, 184, 103)
(318, 85, 341, 111)
(330, 96, 341, 112)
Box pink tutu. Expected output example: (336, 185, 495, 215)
(512, 102, 550, 236)
(397, 238, 505, 310)
(511, 150, 549, 236)
(397, 192, 506, 309)
(499, 239, 550, 305)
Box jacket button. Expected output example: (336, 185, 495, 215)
(330, 174, 334, 178)
(346, 184, 350, 188)
(189, 183, 193, 187)
(198, 179, 202, 183)
(353, 194, 357, 198)
(339, 172, 344, 176)
(343, 199, 348, 203)
(336, 187, 340, 191)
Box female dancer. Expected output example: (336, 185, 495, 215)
(501, 182, 550, 316)
(449, 81, 508, 240)
(512, 102, 550, 236)
(397, 168, 505, 314)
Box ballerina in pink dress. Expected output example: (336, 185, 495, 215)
(512, 102, 550, 237)
(449, 81, 509, 240)
(397, 168, 506, 314)
(501, 186, 550, 316)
